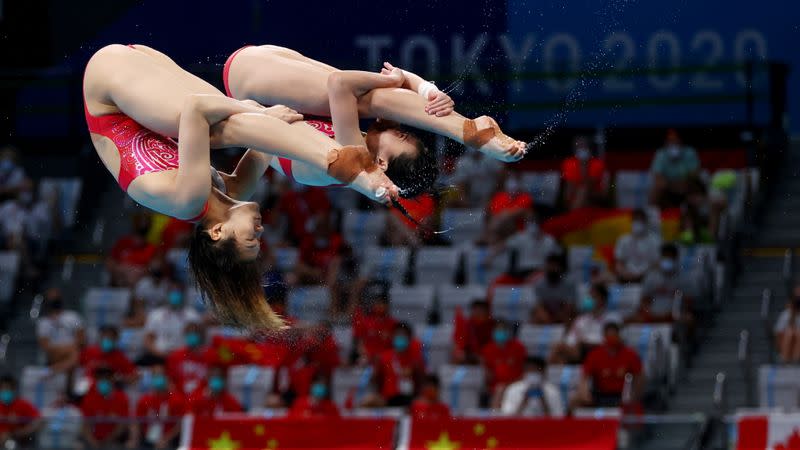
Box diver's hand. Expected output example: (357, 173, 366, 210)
(262, 104, 304, 124)
(379, 62, 406, 87)
(424, 90, 455, 117)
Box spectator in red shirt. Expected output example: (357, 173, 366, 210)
(353, 286, 398, 363)
(410, 375, 451, 420)
(188, 367, 243, 417)
(561, 136, 609, 210)
(289, 375, 340, 418)
(375, 322, 426, 407)
(453, 300, 494, 364)
(483, 170, 534, 245)
(166, 322, 211, 394)
(80, 325, 137, 385)
(80, 366, 130, 448)
(0, 375, 41, 448)
(291, 212, 344, 286)
(128, 361, 186, 449)
(276, 185, 331, 245)
(107, 212, 157, 287)
(572, 322, 643, 409)
(481, 320, 528, 406)
(384, 193, 439, 247)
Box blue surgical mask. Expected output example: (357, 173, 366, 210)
(185, 332, 201, 348)
(151, 374, 168, 392)
(493, 329, 510, 345)
(660, 258, 675, 273)
(168, 290, 183, 307)
(580, 296, 596, 312)
(96, 379, 113, 397)
(100, 337, 115, 353)
(575, 148, 591, 161)
(0, 389, 15, 405)
(393, 335, 410, 352)
(209, 376, 225, 393)
(310, 383, 327, 400)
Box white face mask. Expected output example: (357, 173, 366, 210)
(525, 372, 542, 386)
(631, 221, 646, 236)
(667, 145, 682, 158)
(575, 148, 591, 161)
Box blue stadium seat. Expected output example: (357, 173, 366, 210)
(464, 246, 510, 285)
(20, 366, 66, 410)
(416, 324, 454, 369)
(517, 325, 565, 358)
(118, 327, 146, 361)
(615, 171, 652, 209)
(82, 287, 131, 329)
(438, 365, 485, 413)
(165, 248, 189, 284)
(520, 171, 561, 207)
(492, 286, 537, 323)
(273, 247, 299, 273)
(547, 365, 581, 410)
(758, 365, 800, 409)
(414, 247, 461, 285)
(607, 284, 643, 319)
(0, 251, 20, 304)
(568, 246, 598, 285)
(437, 285, 488, 324)
(332, 326, 353, 364)
(228, 365, 275, 411)
(287, 286, 330, 323)
(360, 246, 411, 284)
(342, 210, 386, 255)
(389, 285, 434, 324)
(38, 177, 82, 229)
(332, 366, 375, 407)
(441, 209, 485, 245)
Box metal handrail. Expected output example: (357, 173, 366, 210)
(29, 294, 43, 320)
(738, 330, 754, 406)
(0, 334, 9, 365)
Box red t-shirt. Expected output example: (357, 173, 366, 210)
(582, 344, 643, 395)
(187, 391, 242, 417)
(298, 233, 343, 270)
(277, 188, 331, 243)
(135, 391, 186, 436)
(456, 318, 495, 357)
(80, 347, 136, 379)
(159, 218, 192, 251)
(488, 192, 533, 216)
(353, 312, 397, 359)
(480, 340, 527, 388)
(391, 194, 436, 230)
(409, 400, 450, 420)
(376, 341, 426, 399)
(0, 398, 39, 434)
(166, 347, 212, 394)
(288, 396, 340, 418)
(79, 388, 130, 440)
(561, 157, 607, 190)
(110, 236, 157, 267)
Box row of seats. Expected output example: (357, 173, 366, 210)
(758, 366, 800, 410)
(0, 251, 20, 304)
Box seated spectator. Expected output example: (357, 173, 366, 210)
(500, 357, 564, 417)
(272, 324, 341, 407)
(79, 325, 137, 385)
(166, 322, 211, 394)
(774, 287, 800, 363)
(532, 254, 577, 324)
(288, 376, 340, 419)
(634, 243, 694, 323)
(614, 209, 661, 283)
(353, 283, 397, 363)
(502, 215, 560, 276)
(561, 136, 609, 210)
(409, 375, 451, 420)
(123, 298, 148, 328)
(677, 201, 713, 245)
(481, 320, 527, 407)
(0, 374, 41, 448)
(384, 193, 440, 248)
(453, 299, 494, 364)
(649, 129, 701, 208)
(107, 212, 157, 287)
(36, 288, 84, 373)
(0, 180, 52, 278)
(450, 150, 502, 207)
(188, 367, 243, 417)
(291, 212, 345, 286)
(482, 170, 534, 245)
(133, 259, 172, 308)
(549, 283, 621, 364)
(0, 146, 28, 200)
(140, 285, 201, 365)
(128, 361, 186, 450)
(276, 184, 331, 245)
(80, 367, 130, 449)
(572, 323, 643, 409)
(375, 322, 426, 407)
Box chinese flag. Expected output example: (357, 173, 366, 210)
(737, 414, 800, 450)
(409, 418, 618, 450)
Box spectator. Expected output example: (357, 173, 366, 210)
(107, 212, 157, 287)
(166, 322, 211, 394)
(482, 170, 534, 245)
(572, 323, 643, 409)
(453, 299, 495, 364)
(561, 136, 609, 210)
(409, 375, 451, 420)
(532, 254, 577, 324)
(276, 184, 331, 245)
(291, 212, 345, 286)
(450, 150, 503, 207)
(549, 283, 621, 364)
(375, 322, 426, 407)
(0, 181, 52, 277)
(677, 201, 713, 245)
(133, 259, 172, 308)
(353, 283, 397, 362)
(614, 209, 661, 283)
(140, 285, 200, 365)
(36, 288, 84, 373)
(774, 287, 800, 363)
(79, 325, 137, 385)
(500, 357, 564, 418)
(502, 214, 560, 276)
(0, 374, 41, 448)
(273, 324, 341, 407)
(384, 193, 442, 248)
(128, 361, 186, 450)
(481, 320, 527, 407)
(288, 376, 340, 418)
(635, 243, 693, 323)
(0, 146, 28, 200)
(123, 298, 148, 328)
(188, 367, 243, 417)
(649, 129, 701, 208)
(80, 366, 130, 449)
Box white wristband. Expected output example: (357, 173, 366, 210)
(417, 81, 439, 99)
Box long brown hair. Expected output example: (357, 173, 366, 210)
(187, 225, 285, 331)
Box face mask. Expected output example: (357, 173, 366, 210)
(525, 372, 542, 386)
(631, 221, 646, 235)
(667, 145, 682, 158)
(660, 258, 675, 273)
(168, 290, 183, 308)
(493, 329, 510, 345)
(100, 337, 116, 353)
(575, 148, 591, 161)
(505, 178, 521, 194)
(151, 374, 168, 392)
(0, 389, 15, 405)
(96, 380, 113, 397)
(580, 296, 596, 313)
(209, 376, 225, 393)
(310, 383, 327, 400)
(393, 335, 410, 352)
(0, 159, 14, 173)
(185, 332, 202, 348)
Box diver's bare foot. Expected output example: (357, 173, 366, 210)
(464, 116, 527, 162)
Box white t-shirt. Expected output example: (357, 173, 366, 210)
(565, 310, 622, 347)
(0, 201, 28, 238)
(145, 306, 201, 354)
(452, 154, 502, 205)
(614, 232, 660, 277)
(506, 229, 561, 271)
(774, 309, 800, 333)
(501, 377, 564, 417)
(37, 311, 84, 346)
(133, 276, 171, 308)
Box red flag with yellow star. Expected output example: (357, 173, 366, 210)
(187, 416, 396, 449)
(408, 418, 618, 450)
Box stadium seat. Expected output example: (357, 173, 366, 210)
(520, 171, 561, 207)
(332, 366, 375, 407)
(417, 324, 454, 369)
(414, 247, 461, 285)
(228, 365, 275, 411)
(615, 171, 652, 209)
(125, 368, 153, 413)
(359, 246, 411, 284)
(389, 285, 435, 324)
(39, 177, 82, 229)
(517, 325, 565, 358)
(492, 286, 537, 323)
(37, 405, 83, 449)
(622, 324, 671, 381)
(439, 365, 485, 413)
(248, 407, 288, 419)
(342, 210, 386, 255)
(332, 326, 353, 364)
(438, 285, 488, 324)
(758, 366, 800, 409)
(607, 284, 643, 319)
(547, 365, 581, 410)
(20, 366, 67, 410)
(273, 247, 299, 273)
(345, 408, 406, 418)
(184, 285, 208, 314)
(0, 251, 20, 304)
(82, 287, 131, 329)
(567, 246, 597, 284)
(287, 286, 330, 323)
(206, 326, 247, 340)
(441, 209, 485, 245)
(464, 246, 510, 285)
(118, 327, 146, 361)
(573, 408, 623, 418)
(165, 248, 189, 284)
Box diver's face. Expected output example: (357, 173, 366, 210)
(374, 129, 419, 169)
(212, 201, 263, 261)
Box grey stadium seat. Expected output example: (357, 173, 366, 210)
(273, 247, 299, 273)
(342, 210, 386, 254)
(0, 251, 20, 304)
(417, 324, 454, 369)
(118, 327, 146, 361)
(492, 286, 537, 323)
(614, 171, 652, 209)
(21, 366, 67, 410)
(608, 284, 643, 319)
(332, 326, 353, 363)
(390, 285, 434, 324)
(414, 247, 461, 285)
(622, 324, 670, 382)
(360, 246, 411, 284)
(518, 325, 565, 358)
(83, 287, 131, 329)
(438, 284, 488, 324)
(39, 177, 82, 229)
(228, 365, 275, 411)
(287, 286, 330, 323)
(758, 365, 800, 409)
(521, 171, 561, 207)
(332, 366, 375, 407)
(464, 246, 510, 285)
(439, 365, 485, 413)
(547, 365, 582, 409)
(165, 248, 189, 284)
(441, 209, 485, 245)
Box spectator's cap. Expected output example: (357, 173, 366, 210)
(525, 356, 547, 371)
